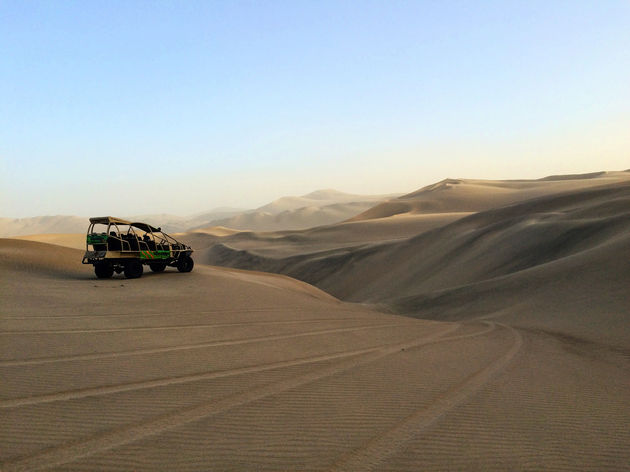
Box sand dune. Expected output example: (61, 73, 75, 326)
(352, 171, 630, 221)
(1, 237, 628, 470)
(128, 209, 246, 234)
(187, 212, 470, 260)
(257, 188, 394, 214)
(203, 174, 630, 348)
(0, 210, 244, 238)
(0, 216, 87, 238)
(206, 191, 400, 232)
(14, 233, 87, 250)
(203, 202, 376, 232)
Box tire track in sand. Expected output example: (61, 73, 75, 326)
(0, 323, 464, 472)
(0, 317, 380, 335)
(0, 323, 402, 367)
(326, 323, 523, 472)
(3, 306, 371, 320)
(1, 323, 496, 409)
(1, 307, 311, 320)
(0, 347, 378, 409)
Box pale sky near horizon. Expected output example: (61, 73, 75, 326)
(1, 0, 629, 217)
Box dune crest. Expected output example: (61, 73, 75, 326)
(351, 171, 630, 221)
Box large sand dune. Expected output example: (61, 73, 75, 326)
(352, 171, 630, 220)
(202, 173, 630, 346)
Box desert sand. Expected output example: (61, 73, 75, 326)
(1, 171, 629, 471)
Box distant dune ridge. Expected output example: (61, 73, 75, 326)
(0, 215, 87, 238)
(0, 209, 245, 238)
(0, 190, 398, 237)
(201, 190, 400, 231)
(1, 170, 629, 470)
(351, 171, 626, 220)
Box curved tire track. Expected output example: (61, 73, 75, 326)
(0, 347, 379, 409)
(326, 323, 523, 472)
(1, 323, 495, 409)
(4, 306, 370, 321)
(1, 307, 314, 320)
(0, 317, 379, 335)
(0, 323, 401, 367)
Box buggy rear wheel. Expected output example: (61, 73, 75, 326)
(94, 261, 114, 279)
(124, 260, 144, 279)
(177, 256, 194, 273)
(149, 262, 167, 272)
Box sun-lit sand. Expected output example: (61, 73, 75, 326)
(14, 233, 87, 250)
(1, 171, 629, 471)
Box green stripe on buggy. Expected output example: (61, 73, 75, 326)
(87, 234, 108, 244)
(140, 250, 171, 259)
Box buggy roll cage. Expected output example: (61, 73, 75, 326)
(84, 216, 187, 254)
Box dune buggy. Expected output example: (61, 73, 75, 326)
(82, 216, 194, 279)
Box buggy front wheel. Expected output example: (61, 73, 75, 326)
(177, 256, 194, 273)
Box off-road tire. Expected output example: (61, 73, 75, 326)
(124, 260, 144, 279)
(177, 256, 194, 273)
(94, 262, 114, 279)
(149, 263, 167, 273)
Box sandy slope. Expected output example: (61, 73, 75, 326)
(14, 233, 87, 250)
(1, 237, 629, 470)
(186, 212, 470, 260)
(0, 216, 87, 238)
(352, 171, 630, 220)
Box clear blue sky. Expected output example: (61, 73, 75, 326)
(1, 0, 629, 217)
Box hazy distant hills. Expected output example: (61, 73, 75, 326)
(0, 190, 398, 237)
(0, 209, 244, 238)
(256, 189, 390, 214)
(0, 215, 88, 238)
(206, 190, 399, 232)
(131, 209, 246, 234)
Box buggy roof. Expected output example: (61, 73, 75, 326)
(89, 216, 161, 233)
(89, 216, 132, 225)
